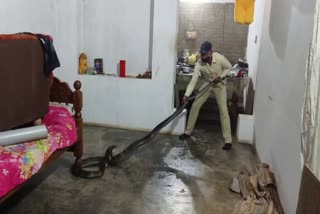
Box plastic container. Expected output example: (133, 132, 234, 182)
(237, 114, 254, 144)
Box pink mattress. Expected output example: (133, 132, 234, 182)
(0, 106, 77, 198)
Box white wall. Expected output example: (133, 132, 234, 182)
(0, 0, 183, 134)
(81, 0, 151, 75)
(246, 0, 266, 87)
(78, 0, 182, 133)
(254, 0, 316, 213)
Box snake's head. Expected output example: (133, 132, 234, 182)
(104, 145, 117, 166)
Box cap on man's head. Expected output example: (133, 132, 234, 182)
(199, 41, 212, 55)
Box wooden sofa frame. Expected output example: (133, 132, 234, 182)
(0, 76, 83, 203)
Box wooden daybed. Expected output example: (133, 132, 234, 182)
(0, 76, 83, 203)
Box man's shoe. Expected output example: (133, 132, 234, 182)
(179, 133, 191, 140)
(223, 143, 232, 150)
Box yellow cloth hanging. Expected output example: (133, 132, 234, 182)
(234, 0, 255, 25)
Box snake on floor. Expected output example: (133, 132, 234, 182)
(71, 79, 225, 179)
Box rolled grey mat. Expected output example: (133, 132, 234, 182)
(0, 125, 48, 146)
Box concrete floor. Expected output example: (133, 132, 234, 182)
(1, 123, 259, 214)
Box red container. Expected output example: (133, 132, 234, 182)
(120, 60, 126, 77)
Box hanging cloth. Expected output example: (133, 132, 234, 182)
(301, 0, 320, 178)
(234, 0, 255, 25)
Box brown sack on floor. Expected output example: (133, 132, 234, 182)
(230, 163, 284, 214)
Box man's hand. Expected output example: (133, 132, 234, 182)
(182, 95, 189, 104)
(213, 76, 222, 83)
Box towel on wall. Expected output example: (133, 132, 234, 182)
(234, 0, 255, 25)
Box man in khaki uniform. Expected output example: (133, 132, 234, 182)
(180, 41, 233, 150)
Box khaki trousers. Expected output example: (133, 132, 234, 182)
(185, 84, 232, 144)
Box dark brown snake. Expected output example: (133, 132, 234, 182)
(71, 79, 225, 179)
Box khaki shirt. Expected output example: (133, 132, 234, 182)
(185, 52, 232, 97)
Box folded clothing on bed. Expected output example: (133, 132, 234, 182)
(0, 106, 77, 198)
